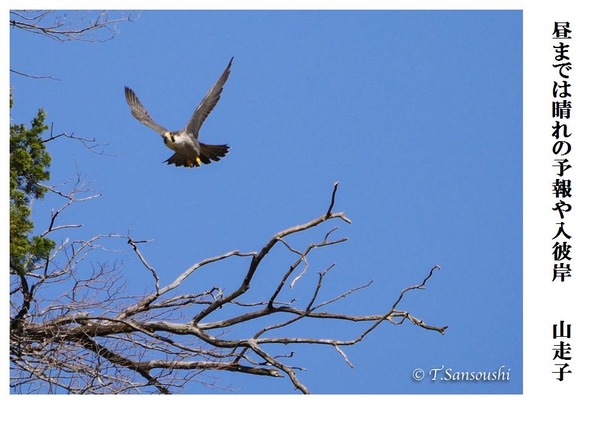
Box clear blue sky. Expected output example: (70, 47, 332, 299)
(9, 10, 522, 394)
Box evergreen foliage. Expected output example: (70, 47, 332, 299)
(9, 94, 55, 274)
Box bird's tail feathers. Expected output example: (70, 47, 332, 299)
(199, 143, 230, 164)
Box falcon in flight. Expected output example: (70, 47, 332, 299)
(125, 57, 233, 168)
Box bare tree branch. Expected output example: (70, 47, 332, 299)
(10, 10, 136, 43)
(9, 68, 59, 80)
(10, 11, 135, 83)
(43, 123, 112, 155)
(10, 183, 446, 394)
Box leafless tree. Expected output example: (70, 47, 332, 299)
(10, 181, 446, 394)
(10, 10, 135, 43)
(10, 10, 135, 80)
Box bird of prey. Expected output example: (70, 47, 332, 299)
(124, 57, 233, 168)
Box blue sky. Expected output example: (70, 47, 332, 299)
(9, 10, 523, 394)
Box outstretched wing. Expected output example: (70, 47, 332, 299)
(184, 57, 233, 139)
(124, 86, 169, 136)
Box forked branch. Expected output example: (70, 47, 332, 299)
(10, 183, 446, 394)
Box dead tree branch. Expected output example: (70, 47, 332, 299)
(10, 10, 135, 82)
(43, 123, 111, 155)
(10, 183, 446, 394)
(10, 10, 135, 43)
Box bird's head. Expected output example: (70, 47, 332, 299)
(163, 132, 174, 144)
